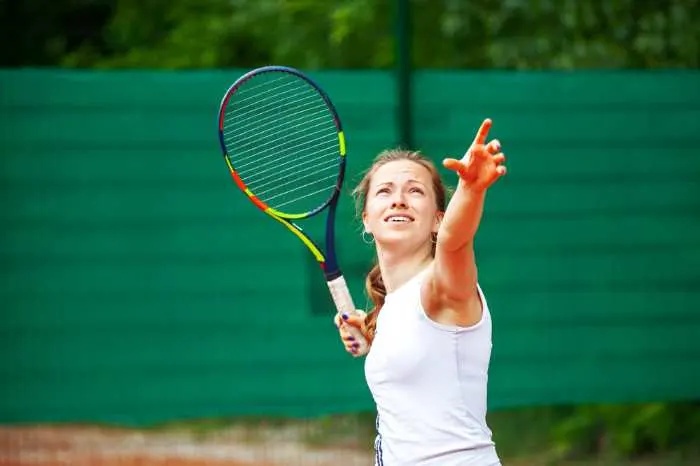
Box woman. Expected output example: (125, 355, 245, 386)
(336, 118, 506, 465)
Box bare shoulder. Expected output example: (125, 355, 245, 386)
(421, 267, 483, 327)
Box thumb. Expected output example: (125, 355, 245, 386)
(442, 158, 461, 172)
(443, 157, 469, 179)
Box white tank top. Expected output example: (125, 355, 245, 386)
(364, 268, 500, 466)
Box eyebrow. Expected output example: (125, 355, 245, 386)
(375, 179, 426, 187)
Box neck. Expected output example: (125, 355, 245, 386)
(375, 243, 433, 294)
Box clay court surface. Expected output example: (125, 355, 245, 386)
(0, 424, 373, 466)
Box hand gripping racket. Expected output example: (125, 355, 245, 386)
(217, 66, 369, 356)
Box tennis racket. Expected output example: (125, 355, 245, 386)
(217, 65, 369, 357)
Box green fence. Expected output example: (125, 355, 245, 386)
(1, 69, 699, 426)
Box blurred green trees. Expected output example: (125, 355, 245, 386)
(2, 0, 698, 69)
(552, 403, 700, 460)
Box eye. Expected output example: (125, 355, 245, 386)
(376, 187, 390, 195)
(409, 187, 424, 194)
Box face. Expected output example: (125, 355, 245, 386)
(362, 160, 442, 249)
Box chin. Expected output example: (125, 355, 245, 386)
(376, 233, 422, 248)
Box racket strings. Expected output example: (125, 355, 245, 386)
(265, 173, 338, 203)
(224, 80, 326, 140)
(223, 78, 317, 140)
(273, 180, 339, 209)
(222, 72, 340, 215)
(244, 141, 339, 187)
(223, 77, 333, 151)
(226, 111, 337, 193)
(232, 76, 305, 109)
(252, 156, 340, 193)
(225, 93, 324, 135)
(236, 130, 336, 174)
(222, 92, 327, 139)
(228, 109, 332, 149)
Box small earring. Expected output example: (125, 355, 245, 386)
(362, 231, 375, 244)
(430, 233, 437, 244)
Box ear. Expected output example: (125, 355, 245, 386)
(433, 211, 444, 234)
(362, 210, 371, 234)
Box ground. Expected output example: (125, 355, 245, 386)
(0, 424, 372, 466)
(1, 419, 697, 466)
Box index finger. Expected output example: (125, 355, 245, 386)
(473, 118, 492, 145)
(340, 312, 365, 329)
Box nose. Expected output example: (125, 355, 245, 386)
(390, 191, 407, 208)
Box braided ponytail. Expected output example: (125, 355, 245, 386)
(363, 262, 385, 342)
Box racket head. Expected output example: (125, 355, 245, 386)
(217, 66, 347, 220)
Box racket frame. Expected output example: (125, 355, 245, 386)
(217, 65, 368, 356)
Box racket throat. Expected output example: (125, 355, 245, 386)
(324, 268, 343, 281)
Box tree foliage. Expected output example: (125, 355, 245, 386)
(2, 0, 699, 69)
(552, 403, 700, 460)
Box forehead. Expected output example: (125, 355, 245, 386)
(370, 160, 432, 185)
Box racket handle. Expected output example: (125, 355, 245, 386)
(327, 275, 370, 357)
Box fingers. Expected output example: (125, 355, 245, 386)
(345, 342, 362, 354)
(486, 139, 501, 154)
(340, 329, 363, 354)
(473, 118, 492, 146)
(334, 310, 367, 356)
(336, 323, 363, 355)
(492, 152, 506, 164)
(493, 150, 506, 175)
(333, 311, 364, 328)
(445, 119, 506, 187)
(443, 149, 505, 171)
(339, 327, 355, 341)
(339, 311, 365, 330)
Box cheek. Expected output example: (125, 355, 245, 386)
(366, 206, 385, 227)
(362, 202, 382, 231)
(365, 199, 385, 219)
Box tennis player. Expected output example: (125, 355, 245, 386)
(335, 118, 505, 465)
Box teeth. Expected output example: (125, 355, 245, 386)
(388, 216, 410, 222)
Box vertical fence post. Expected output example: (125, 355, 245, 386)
(395, 0, 413, 149)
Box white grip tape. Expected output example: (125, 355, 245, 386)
(327, 276, 369, 357)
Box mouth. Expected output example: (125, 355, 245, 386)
(384, 214, 415, 223)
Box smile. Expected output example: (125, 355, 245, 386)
(384, 214, 414, 223)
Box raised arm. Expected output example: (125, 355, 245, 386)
(423, 118, 506, 326)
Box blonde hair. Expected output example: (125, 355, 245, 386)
(351, 149, 448, 342)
